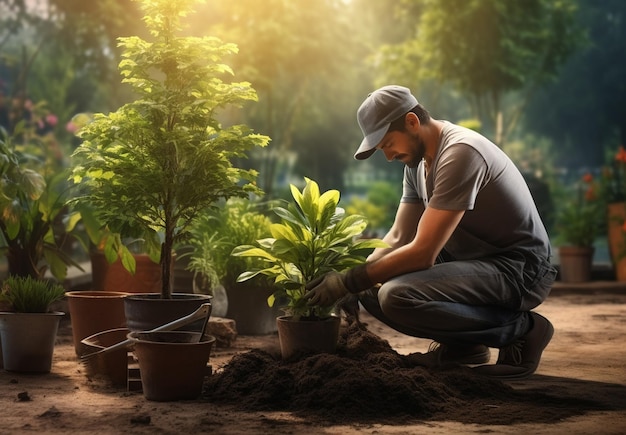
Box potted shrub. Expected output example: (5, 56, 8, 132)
(232, 177, 387, 358)
(69, 0, 269, 331)
(0, 124, 81, 281)
(555, 173, 603, 283)
(186, 198, 281, 334)
(0, 275, 65, 372)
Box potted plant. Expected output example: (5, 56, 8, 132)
(0, 123, 81, 282)
(555, 173, 603, 283)
(232, 177, 387, 358)
(0, 275, 65, 372)
(601, 144, 626, 281)
(186, 197, 281, 334)
(69, 0, 269, 331)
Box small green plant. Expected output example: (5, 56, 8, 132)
(186, 198, 274, 290)
(232, 177, 387, 319)
(0, 275, 66, 313)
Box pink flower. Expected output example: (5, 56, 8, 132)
(45, 113, 58, 127)
(65, 121, 78, 133)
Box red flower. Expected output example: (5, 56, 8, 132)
(615, 145, 626, 163)
(582, 173, 593, 183)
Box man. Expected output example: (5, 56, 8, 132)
(305, 85, 556, 379)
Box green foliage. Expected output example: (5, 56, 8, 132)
(345, 181, 400, 232)
(555, 174, 603, 247)
(232, 177, 387, 319)
(186, 198, 274, 289)
(0, 125, 80, 280)
(376, 0, 583, 146)
(0, 275, 66, 313)
(69, 0, 269, 298)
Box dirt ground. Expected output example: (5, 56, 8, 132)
(1, 284, 626, 435)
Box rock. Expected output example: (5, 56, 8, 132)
(206, 317, 237, 348)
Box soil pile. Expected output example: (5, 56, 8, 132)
(203, 320, 601, 425)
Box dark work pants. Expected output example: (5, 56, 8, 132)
(358, 251, 556, 348)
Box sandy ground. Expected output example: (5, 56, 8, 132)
(1, 285, 626, 435)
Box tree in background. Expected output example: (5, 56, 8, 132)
(525, 0, 626, 169)
(374, 0, 582, 149)
(202, 0, 363, 197)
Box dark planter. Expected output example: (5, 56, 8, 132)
(66, 291, 128, 357)
(123, 293, 212, 332)
(225, 282, 281, 335)
(127, 330, 215, 401)
(276, 315, 341, 359)
(0, 311, 64, 373)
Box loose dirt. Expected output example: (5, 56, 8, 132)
(1, 288, 625, 434)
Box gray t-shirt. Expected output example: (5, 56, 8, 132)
(401, 122, 551, 261)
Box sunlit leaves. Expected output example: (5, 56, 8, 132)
(233, 177, 387, 318)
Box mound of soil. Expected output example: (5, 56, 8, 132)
(203, 320, 600, 425)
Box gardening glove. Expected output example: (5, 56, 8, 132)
(304, 265, 374, 307)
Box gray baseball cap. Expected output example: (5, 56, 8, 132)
(354, 85, 418, 160)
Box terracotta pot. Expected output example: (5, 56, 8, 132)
(607, 202, 626, 281)
(123, 293, 212, 332)
(127, 331, 215, 401)
(66, 291, 128, 357)
(558, 246, 594, 283)
(90, 251, 163, 293)
(0, 311, 64, 373)
(276, 315, 341, 359)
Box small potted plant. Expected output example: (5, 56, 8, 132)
(555, 173, 603, 283)
(69, 0, 269, 331)
(186, 197, 280, 334)
(232, 177, 387, 358)
(0, 275, 66, 372)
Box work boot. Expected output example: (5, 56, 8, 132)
(473, 312, 554, 380)
(405, 342, 491, 368)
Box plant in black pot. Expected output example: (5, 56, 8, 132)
(68, 0, 269, 333)
(232, 177, 387, 358)
(186, 197, 280, 334)
(0, 275, 66, 372)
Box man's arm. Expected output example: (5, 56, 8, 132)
(367, 202, 422, 263)
(365, 206, 465, 284)
(304, 204, 465, 306)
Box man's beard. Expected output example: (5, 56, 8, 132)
(402, 133, 426, 168)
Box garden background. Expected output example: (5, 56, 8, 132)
(1, 0, 625, 271)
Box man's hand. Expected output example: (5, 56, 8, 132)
(304, 265, 374, 307)
(304, 272, 349, 306)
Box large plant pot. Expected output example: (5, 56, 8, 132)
(276, 315, 341, 360)
(607, 202, 626, 281)
(558, 246, 594, 283)
(90, 251, 163, 293)
(124, 293, 212, 332)
(127, 331, 215, 401)
(66, 291, 128, 357)
(0, 311, 64, 373)
(225, 282, 281, 335)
